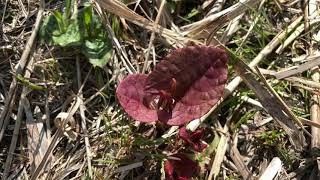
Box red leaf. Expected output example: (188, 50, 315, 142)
(116, 45, 228, 125)
(179, 127, 207, 152)
(164, 153, 200, 180)
(116, 74, 158, 122)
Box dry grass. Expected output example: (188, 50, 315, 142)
(1, 0, 320, 179)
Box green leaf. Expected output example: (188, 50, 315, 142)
(52, 10, 65, 31)
(39, 3, 114, 68)
(185, 8, 199, 19)
(82, 39, 112, 67)
(16, 74, 46, 91)
(82, 5, 93, 33)
(111, 16, 120, 37)
(52, 19, 82, 47)
(39, 14, 60, 44)
(63, 0, 73, 23)
(167, 1, 176, 14)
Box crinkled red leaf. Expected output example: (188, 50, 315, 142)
(116, 74, 158, 122)
(164, 153, 200, 180)
(179, 127, 207, 152)
(145, 45, 228, 125)
(116, 45, 228, 125)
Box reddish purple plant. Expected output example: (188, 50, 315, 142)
(116, 45, 228, 125)
(164, 153, 200, 180)
(179, 127, 207, 152)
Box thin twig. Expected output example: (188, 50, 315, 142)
(276, 15, 320, 54)
(306, 0, 320, 153)
(229, 143, 252, 179)
(255, 67, 311, 137)
(0, 0, 45, 143)
(208, 113, 233, 180)
(236, 0, 266, 52)
(76, 57, 93, 178)
(206, 0, 227, 16)
(142, 0, 166, 73)
(94, 1, 136, 74)
(2, 57, 34, 179)
(181, 0, 261, 35)
(234, 59, 306, 150)
(274, 57, 320, 79)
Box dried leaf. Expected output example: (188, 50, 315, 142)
(54, 112, 78, 140)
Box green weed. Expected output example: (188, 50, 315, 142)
(39, 0, 112, 67)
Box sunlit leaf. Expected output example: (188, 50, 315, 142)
(52, 19, 82, 47)
(82, 39, 112, 68)
(117, 45, 228, 125)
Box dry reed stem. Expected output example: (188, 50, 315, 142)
(0, 0, 45, 143)
(206, 0, 227, 16)
(236, 0, 266, 52)
(230, 143, 252, 179)
(287, 76, 320, 89)
(181, 0, 261, 35)
(94, 1, 136, 74)
(96, 0, 200, 46)
(276, 16, 320, 54)
(2, 56, 34, 179)
(240, 93, 320, 129)
(142, 0, 166, 73)
(235, 59, 306, 150)
(31, 97, 81, 180)
(76, 57, 93, 178)
(156, 0, 172, 27)
(274, 58, 320, 79)
(307, 0, 320, 156)
(44, 91, 51, 138)
(208, 120, 230, 180)
(292, 53, 320, 62)
(258, 68, 320, 90)
(219, 4, 245, 44)
(259, 157, 282, 180)
(255, 67, 310, 137)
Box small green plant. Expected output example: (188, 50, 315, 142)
(258, 129, 286, 145)
(258, 130, 294, 166)
(231, 110, 255, 132)
(39, 0, 112, 67)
